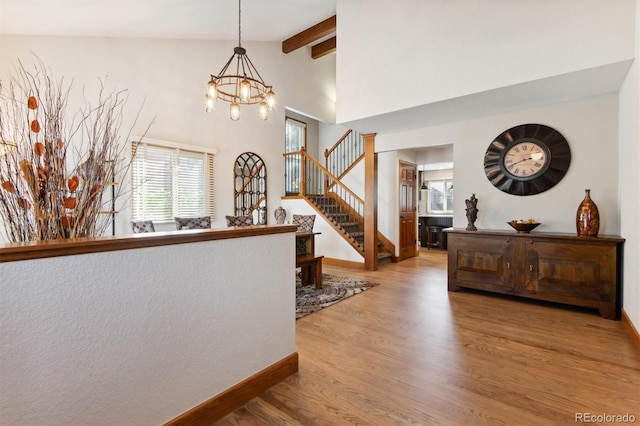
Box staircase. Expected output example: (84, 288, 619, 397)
(307, 195, 395, 265)
(307, 193, 393, 265)
(308, 194, 364, 248)
(284, 132, 394, 266)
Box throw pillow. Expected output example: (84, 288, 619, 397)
(174, 216, 211, 230)
(131, 220, 155, 233)
(225, 215, 254, 227)
(293, 214, 315, 233)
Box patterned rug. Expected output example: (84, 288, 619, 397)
(296, 273, 377, 319)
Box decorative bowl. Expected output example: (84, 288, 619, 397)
(507, 221, 541, 233)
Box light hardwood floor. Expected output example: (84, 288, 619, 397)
(218, 250, 639, 425)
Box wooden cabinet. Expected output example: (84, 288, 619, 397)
(446, 229, 624, 319)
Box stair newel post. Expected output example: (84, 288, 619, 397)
(299, 146, 306, 196)
(323, 149, 329, 195)
(363, 133, 378, 271)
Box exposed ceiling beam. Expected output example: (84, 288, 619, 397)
(311, 36, 336, 59)
(282, 15, 336, 54)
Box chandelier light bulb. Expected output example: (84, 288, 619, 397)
(259, 102, 268, 121)
(266, 88, 276, 111)
(239, 78, 251, 102)
(207, 79, 218, 98)
(230, 102, 240, 121)
(205, 95, 215, 113)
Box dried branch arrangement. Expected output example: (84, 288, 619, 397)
(0, 58, 149, 242)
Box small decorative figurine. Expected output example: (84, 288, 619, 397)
(465, 194, 478, 231)
(274, 206, 286, 224)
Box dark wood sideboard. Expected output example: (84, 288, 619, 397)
(445, 229, 624, 319)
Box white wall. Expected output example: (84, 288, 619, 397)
(0, 35, 334, 238)
(378, 150, 419, 256)
(336, 0, 636, 123)
(415, 145, 453, 166)
(377, 151, 398, 255)
(0, 231, 296, 425)
(618, 0, 640, 330)
(377, 94, 620, 235)
(319, 121, 350, 154)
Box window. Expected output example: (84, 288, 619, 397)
(131, 140, 215, 222)
(284, 117, 306, 195)
(428, 179, 454, 214)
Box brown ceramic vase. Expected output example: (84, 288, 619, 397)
(576, 189, 599, 237)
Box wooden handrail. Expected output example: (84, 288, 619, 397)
(331, 153, 364, 186)
(283, 150, 365, 206)
(324, 129, 353, 159)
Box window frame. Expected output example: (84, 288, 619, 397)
(284, 117, 307, 195)
(427, 179, 454, 214)
(131, 137, 216, 223)
(285, 117, 307, 153)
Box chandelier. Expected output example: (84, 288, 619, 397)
(205, 0, 275, 121)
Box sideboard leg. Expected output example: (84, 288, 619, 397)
(599, 303, 618, 320)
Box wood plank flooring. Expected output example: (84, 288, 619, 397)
(218, 250, 639, 425)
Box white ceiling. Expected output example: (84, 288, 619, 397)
(0, 0, 337, 42)
(0, 0, 630, 134)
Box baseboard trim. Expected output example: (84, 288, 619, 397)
(323, 257, 365, 269)
(164, 352, 299, 425)
(621, 309, 640, 352)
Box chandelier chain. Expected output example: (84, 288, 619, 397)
(238, 0, 242, 47)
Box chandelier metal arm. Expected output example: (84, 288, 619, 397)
(215, 53, 236, 80)
(242, 55, 267, 87)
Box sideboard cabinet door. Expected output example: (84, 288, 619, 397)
(524, 239, 618, 319)
(447, 234, 515, 293)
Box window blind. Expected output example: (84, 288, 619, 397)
(132, 142, 215, 222)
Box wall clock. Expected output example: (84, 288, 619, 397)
(484, 123, 571, 196)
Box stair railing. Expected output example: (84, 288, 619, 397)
(324, 129, 364, 184)
(283, 148, 364, 219)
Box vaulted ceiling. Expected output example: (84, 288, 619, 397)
(0, 0, 336, 43)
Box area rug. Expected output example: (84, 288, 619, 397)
(296, 274, 377, 319)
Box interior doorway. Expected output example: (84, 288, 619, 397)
(399, 161, 417, 260)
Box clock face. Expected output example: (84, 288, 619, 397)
(502, 141, 549, 179)
(484, 124, 571, 196)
